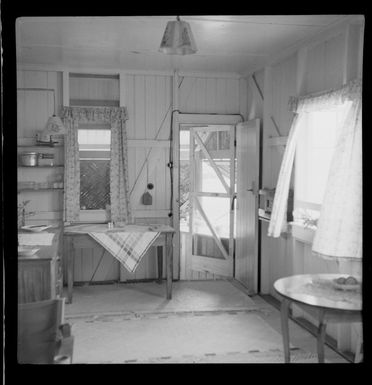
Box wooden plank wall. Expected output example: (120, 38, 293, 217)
(17, 69, 247, 283)
(247, 19, 364, 353)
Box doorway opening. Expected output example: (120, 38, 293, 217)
(179, 125, 236, 280)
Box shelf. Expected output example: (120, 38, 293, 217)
(18, 188, 64, 191)
(18, 144, 63, 148)
(18, 165, 64, 168)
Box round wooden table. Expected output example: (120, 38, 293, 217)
(273, 274, 362, 363)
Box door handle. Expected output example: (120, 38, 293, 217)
(231, 194, 237, 210)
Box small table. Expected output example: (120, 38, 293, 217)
(64, 224, 175, 303)
(274, 274, 362, 363)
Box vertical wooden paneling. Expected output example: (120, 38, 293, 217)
(324, 34, 345, 90)
(155, 76, 171, 140)
(205, 78, 217, 113)
(269, 55, 297, 189)
(256, 20, 364, 353)
(179, 77, 195, 112)
(195, 78, 207, 113)
(226, 79, 240, 114)
(179, 76, 240, 115)
(305, 34, 344, 94)
(125, 75, 135, 138)
(216, 78, 227, 114)
(18, 70, 48, 88)
(239, 78, 248, 121)
(134, 75, 146, 139)
(69, 76, 120, 102)
(145, 76, 157, 139)
(17, 90, 54, 139)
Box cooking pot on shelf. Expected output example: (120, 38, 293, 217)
(20, 152, 39, 166)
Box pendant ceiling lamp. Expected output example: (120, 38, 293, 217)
(159, 16, 197, 55)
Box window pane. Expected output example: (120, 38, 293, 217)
(295, 102, 351, 208)
(78, 125, 111, 211)
(80, 159, 110, 210)
(78, 128, 111, 150)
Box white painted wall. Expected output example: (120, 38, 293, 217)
(246, 19, 364, 354)
(17, 68, 247, 283)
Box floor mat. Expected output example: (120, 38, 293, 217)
(70, 310, 290, 363)
(64, 281, 262, 317)
(138, 350, 325, 363)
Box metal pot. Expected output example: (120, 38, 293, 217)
(20, 152, 39, 166)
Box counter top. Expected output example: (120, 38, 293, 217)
(18, 227, 61, 259)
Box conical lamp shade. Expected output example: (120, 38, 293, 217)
(159, 18, 197, 55)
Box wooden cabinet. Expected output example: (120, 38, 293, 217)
(18, 228, 63, 304)
(18, 256, 62, 303)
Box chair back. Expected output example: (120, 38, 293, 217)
(18, 299, 63, 364)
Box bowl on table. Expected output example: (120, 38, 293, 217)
(332, 276, 361, 291)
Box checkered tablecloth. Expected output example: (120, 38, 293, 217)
(88, 231, 160, 273)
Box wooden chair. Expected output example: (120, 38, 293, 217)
(18, 298, 74, 364)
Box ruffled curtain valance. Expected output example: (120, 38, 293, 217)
(61, 106, 128, 124)
(268, 78, 362, 260)
(288, 78, 362, 113)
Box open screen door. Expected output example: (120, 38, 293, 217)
(189, 125, 235, 277)
(235, 119, 260, 293)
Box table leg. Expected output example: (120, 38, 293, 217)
(67, 236, 74, 304)
(280, 298, 291, 363)
(317, 310, 327, 363)
(354, 324, 363, 363)
(157, 245, 163, 284)
(166, 233, 173, 300)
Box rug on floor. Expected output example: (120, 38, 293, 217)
(64, 281, 264, 316)
(69, 309, 302, 364)
(131, 350, 327, 363)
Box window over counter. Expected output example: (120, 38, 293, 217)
(293, 101, 352, 234)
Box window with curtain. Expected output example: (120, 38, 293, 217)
(268, 78, 361, 262)
(293, 102, 352, 229)
(62, 105, 131, 224)
(78, 124, 111, 214)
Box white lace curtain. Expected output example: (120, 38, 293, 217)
(62, 106, 132, 224)
(268, 78, 362, 261)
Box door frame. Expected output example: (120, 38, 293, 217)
(173, 113, 242, 279)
